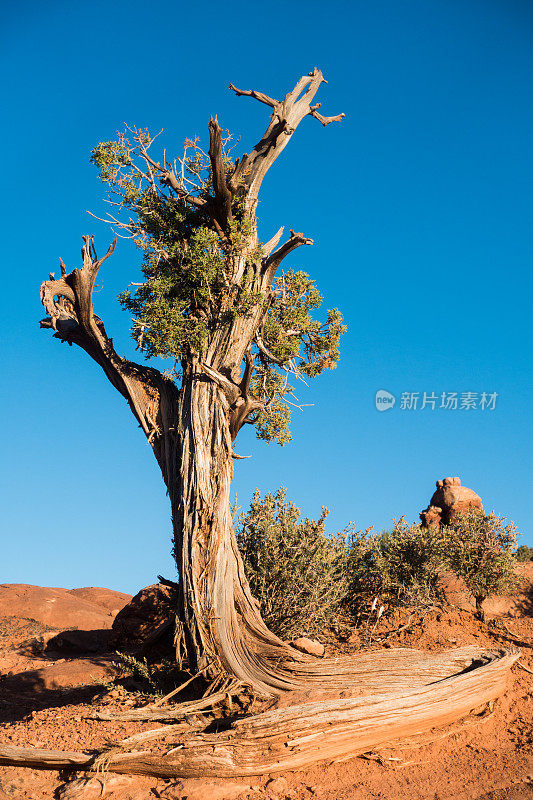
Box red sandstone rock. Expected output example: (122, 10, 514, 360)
(420, 477, 483, 527)
(110, 583, 175, 648)
(290, 637, 325, 657)
(68, 587, 132, 617)
(3, 656, 115, 692)
(0, 585, 115, 630)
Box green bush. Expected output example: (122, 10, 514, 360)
(236, 488, 349, 639)
(515, 545, 533, 562)
(441, 511, 519, 621)
(237, 489, 523, 637)
(347, 517, 446, 610)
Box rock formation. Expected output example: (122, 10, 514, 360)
(420, 477, 483, 527)
(110, 582, 176, 649)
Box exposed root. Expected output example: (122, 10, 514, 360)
(0, 646, 519, 778)
(90, 679, 246, 722)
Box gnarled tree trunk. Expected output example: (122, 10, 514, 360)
(169, 365, 303, 692)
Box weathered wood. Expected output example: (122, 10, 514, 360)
(0, 745, 94, 771)
(0, 647, 518, 777)
(92, 647, 522, 777)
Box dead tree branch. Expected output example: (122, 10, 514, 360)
(0, 647, 518, 778)
(229, 69, 345, 208)
(208, 116, 233, 231)
(261, 230, 314, 289)
(39, 237, 179, 488)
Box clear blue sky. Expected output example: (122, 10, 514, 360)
(2, 0, 532, 594)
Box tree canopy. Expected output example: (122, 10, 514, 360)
(89, 113, 345, 445)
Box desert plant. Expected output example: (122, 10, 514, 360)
(515, 545, 533, 562)
(442, 511, 519, 621)
(112, 652, 161, 694)
(236, 488, 349, 639)
(347, 517, 447, 610)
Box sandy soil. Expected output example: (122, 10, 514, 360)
(0, 577, 531, 800)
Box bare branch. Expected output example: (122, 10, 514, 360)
(262, 230, 314, 286)
(228, 83, 278, 108)
(200, 362, 239, 400)
(309, 103, 346, 126)
(208, 116, 233, 230)
(228, 69, 345, 208)
(39, 237, 179, 466)
(262, 226, 284, 257)
(137, 148, 208, 209)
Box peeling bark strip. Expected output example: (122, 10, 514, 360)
(0, 648, 519, 776)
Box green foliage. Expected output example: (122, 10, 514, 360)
(252, 271, 346, 444)
(111, 652, 162, 695)
(515, 545, 533, 562)
(236, 490, 523, 634)
(92, 131, 238, 361)
(347, 518, 447, 609)
(236, 488, 349, 638)
(441, 511, 519, 606)
(118, 222, 227, 359)
(90, 125, 345, 444)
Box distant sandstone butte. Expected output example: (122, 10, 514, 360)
(68, 586, 132, 617)
(420, 476, 483, 527)
(0, 584, 131, 630)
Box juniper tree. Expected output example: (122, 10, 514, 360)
(39, 70, 345, 693)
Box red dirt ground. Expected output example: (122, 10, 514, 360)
(0, 571, 531, 800)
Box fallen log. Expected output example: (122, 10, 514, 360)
(0, 646, 519, 778)
(0, 745, 94, 771)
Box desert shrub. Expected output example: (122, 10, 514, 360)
(347, 517, 446, 610)
(236, 488, 349, 639)
(515, 545, 533, 562)
(441, 511, 519, 621)
(111, 652, 162, 694)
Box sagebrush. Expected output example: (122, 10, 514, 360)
(347, 517, 447, 611)
(236, 488, 349, 639)
(442, 511, 519, 621)
(237, 489, 522, 633)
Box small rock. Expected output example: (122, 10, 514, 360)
(266, 776, 289, 794)
(58, 775, 134, 799)
(45, 628, 112, 654)
(290, 638, 324, 657)
(3, 657, 114, 692)
(110, 583, 175, 649)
